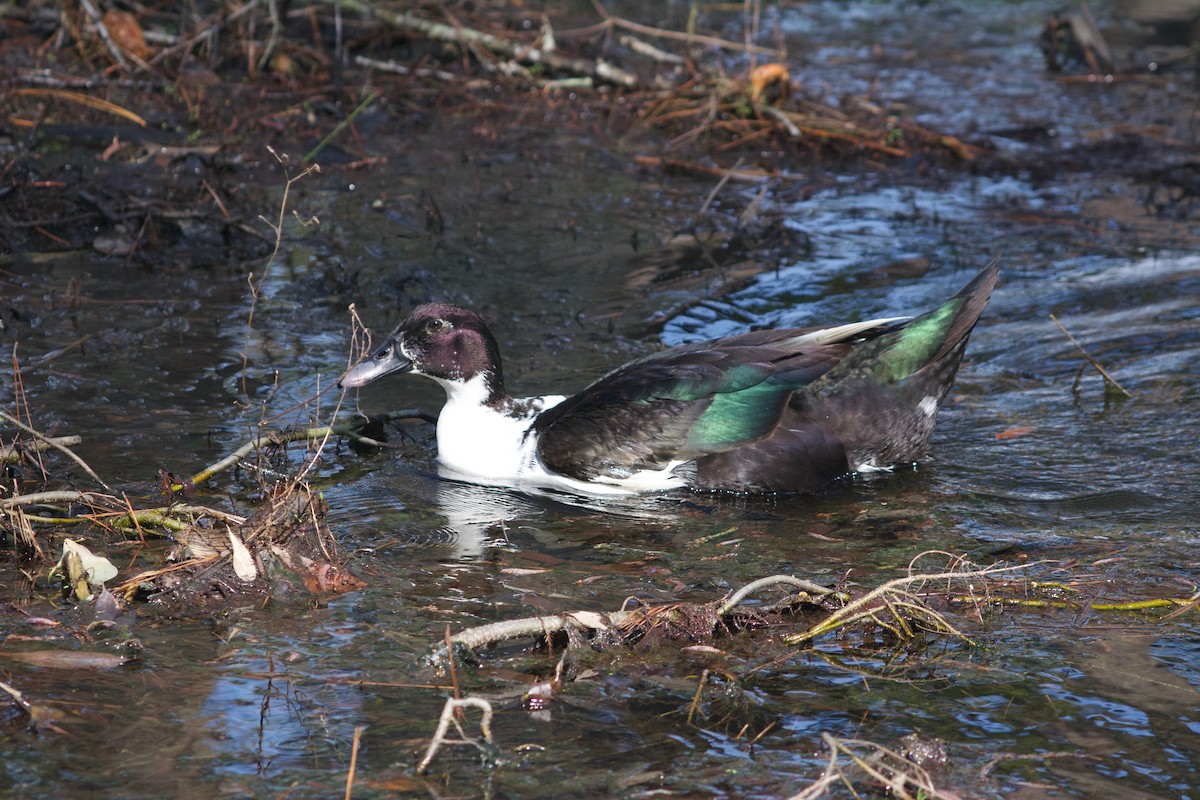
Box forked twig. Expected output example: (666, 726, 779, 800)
(416, 697, 497, 774)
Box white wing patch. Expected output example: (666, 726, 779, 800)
(779, 315, 910, 348)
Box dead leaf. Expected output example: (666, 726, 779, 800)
(227, 528, 258, 582)
(103, 9, 150, 60)
(995, 426, 1036, 440)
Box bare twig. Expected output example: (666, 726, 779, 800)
(1050, 313, 1133, 397)
(784, 562, 1033, 645)
(304, 90, 379, 164)
(583, 0, 777, 56)
(790, 734, 964, 800)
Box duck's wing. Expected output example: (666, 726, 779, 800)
(531, 320, 901, 483)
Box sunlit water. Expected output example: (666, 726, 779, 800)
(3, 1, 1200, 797)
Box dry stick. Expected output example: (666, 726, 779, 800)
(344, 725, 366, 800)
(337, 0, 640, 87)
(1050, 313, 1133, 397)
(0, 410, 110, 490)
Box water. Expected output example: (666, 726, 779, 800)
(3, 1, 1200, 797)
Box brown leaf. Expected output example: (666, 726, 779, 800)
(995, 426, 1036, 440)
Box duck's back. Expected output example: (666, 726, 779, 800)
(536, 261, 999, 493)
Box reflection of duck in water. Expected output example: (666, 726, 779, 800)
(341, 263, 998, 496)
(431, 475, 681, 558)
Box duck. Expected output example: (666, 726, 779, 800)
(339, 261, 999, 496)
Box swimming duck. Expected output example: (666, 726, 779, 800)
(339, 261, 999, 495)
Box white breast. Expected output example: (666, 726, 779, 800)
(430, 374, 687, 497)
(432, 374, 562, 480)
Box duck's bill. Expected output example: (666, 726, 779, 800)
(338, 345, 413, 388)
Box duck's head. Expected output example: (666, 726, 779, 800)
(338, 303, 507, 400)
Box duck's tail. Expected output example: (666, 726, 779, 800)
(796, 259, 1000, 471)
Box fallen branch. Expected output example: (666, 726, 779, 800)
(0, 490, 120, 511)
(445, 573, 843, 653)
(338, 0, 640, 87)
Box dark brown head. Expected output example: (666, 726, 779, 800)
(338, 303, 508, 402)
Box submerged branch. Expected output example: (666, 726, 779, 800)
(784, 562, 1032, 646)
(717, 574, 847, 616)
(416, 697, 498, 774)
(185, 409, 435, 488)
(0, 436, 81, 462)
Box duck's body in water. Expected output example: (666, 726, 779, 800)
(340, 261, 999, 496)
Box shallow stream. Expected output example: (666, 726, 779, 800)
(3, 1, 1199, 797)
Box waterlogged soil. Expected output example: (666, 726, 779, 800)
(3, 1, 1200, 798)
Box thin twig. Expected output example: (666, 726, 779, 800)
(1050, 313, 1133, 397)
(304, 90, 379, 164)
(583, 0, 777, 56)
(184, 409, 434, 488)
(0, 410, 110, 490)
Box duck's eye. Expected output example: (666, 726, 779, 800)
(425, 318, 451, 335)
(375, 346, 391, 360)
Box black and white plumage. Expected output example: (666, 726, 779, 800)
(339, 261, 999, 495)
